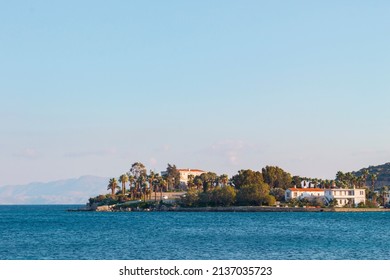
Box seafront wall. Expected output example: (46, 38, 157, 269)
(68, 205, 390, 212)
(169, 206, 330, 212)
(332, 208, 390, 212)
(166, 206, 390, 212)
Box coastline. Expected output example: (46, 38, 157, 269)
(68, 205, 390, 212)
(165, 206, 390, 212)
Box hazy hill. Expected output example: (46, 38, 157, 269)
(353, 162, 390, 188)
(0, 175, 109, 204)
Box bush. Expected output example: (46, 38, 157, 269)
(263, 195, 276, 206)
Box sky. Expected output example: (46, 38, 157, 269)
(1, 1, 390, 185)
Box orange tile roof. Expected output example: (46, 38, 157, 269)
(177, 169, 205, 172)
(288, 188, 324, 192)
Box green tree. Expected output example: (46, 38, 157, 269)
(193, 176, 203, 191)
(212, 185, 236, 206)
(236, 183, 270, 206)
(270, 187, 285, 202)
(165, 164, 181, 190)
(362, 169, 370, 187)
(181, 189, 200, 207)
(200, 172, 218, 192)
(107, 178, 119, 196)
(292, 176, 302, 188)
(370, 173, 378, 192)
(218, 174, 229, 187)
(327, 199, 338, 208)
(129, 162, 147, 198)
(262, 166, 292, 190)
(119, 174, 129, 196)
(187, 174, 195, 189)
(127, 174, 135, 198)
(263, 194, 276, 206)
(231, 169, 263, 189)
(148, 170, 157, 200)
(198, 191, 212, 207)
(335, 171, 348, 188)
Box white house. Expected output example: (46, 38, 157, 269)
(161, 168, 205, 185)
(324, 188, 366, 207)
(177, 169, 205, 185)
(285, 188, 325, 201)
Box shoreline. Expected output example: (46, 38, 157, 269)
(165, 206, 390, 212)
(68, 205, 390, 213)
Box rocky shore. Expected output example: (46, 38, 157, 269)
(67, 205, 390, 212)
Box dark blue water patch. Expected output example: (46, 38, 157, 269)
(0, 205, 389, 260)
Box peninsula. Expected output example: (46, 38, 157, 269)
(80, 162, 390, 212)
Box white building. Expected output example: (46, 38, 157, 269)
(324, 188, 365, 207)
(381, 187, 390, 206)
(161, 168, 205, 185)
(177, 169, 205, 185)
(300, 180, 318, 188)
(285, 188, 325, 201)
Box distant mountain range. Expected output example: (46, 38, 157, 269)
(2, 162, 390, 204)
(0, 176, 109, 204)
(352, 162, 390, 188)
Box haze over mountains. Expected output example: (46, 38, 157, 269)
(352, 162, 390, 188)
(1, 162, 390, 204)
(0, 176, 109, 204)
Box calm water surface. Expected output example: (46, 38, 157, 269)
(0, 205, 389, 260)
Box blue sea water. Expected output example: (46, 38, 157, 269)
(0, 205, 389, 260)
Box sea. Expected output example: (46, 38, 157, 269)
(0, 205, 389, 260)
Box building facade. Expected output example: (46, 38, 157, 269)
(285, 188, 325, 201)
(324, 188, 366, 207)
(177, 169, 205, 185)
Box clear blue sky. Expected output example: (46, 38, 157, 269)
(1, 1, 390, 185)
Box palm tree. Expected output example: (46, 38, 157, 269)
(358, 175, 365, 188)
(159, 178, 167, 200)
(137, 174, 147, 202)
(335, 171, 345, 188)
(219, 174, 229, 187)
(127, 175, 135, 199)
(148, 170, 156, 200)
(107, 178, 119, 196)
(379, 186, 388, 207)
(187, 174, 195, 190)
(194, 176, 203, 191)
(152, 173, 162, 201)
(129, 162, 147, 198)
(370, 173, 378, 192)
(119, 174, 129, 196)
(362, 169, 370, 187)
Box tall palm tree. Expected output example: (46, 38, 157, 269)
(153, 173, 162, 201)
(127, 175, 135, 199)
(362, 169, 370, 187)
(107, 178, 119, 196)
(194, 176, 203, 191)
(370, 173, 378, 192)
(137, 174, 147, 202)
(148, 170, 156, 200)
(160, 178, 167, 200)
(119, 174, 129, 196)
(335, 171, 345, 188)
(187, 174, 195, 190)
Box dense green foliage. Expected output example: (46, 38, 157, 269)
(262, 166, 292, 190)
(353, 162, 390, 189)
(89, 161, 390, 209)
